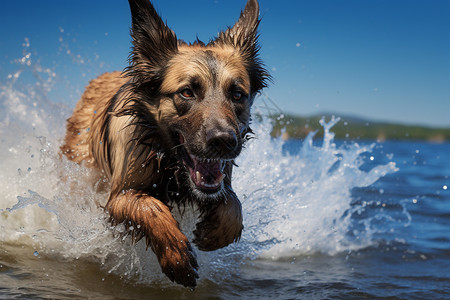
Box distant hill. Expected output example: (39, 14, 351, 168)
(269, 113, 450, 142)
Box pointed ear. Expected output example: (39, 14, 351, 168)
(214, 0, 270, 97)
(220, 0, 260, 47)
(126, 0, 178, 83)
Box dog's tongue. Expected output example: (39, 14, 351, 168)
(188, 157, 225, 191)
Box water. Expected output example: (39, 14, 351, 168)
(1, 44, 449, 300)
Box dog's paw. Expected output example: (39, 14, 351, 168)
(193, 198, 243, 251)
(193, 217, 243, 251)
(157, 236, 199, 288)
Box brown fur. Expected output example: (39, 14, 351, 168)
(61, 0, 268, 288)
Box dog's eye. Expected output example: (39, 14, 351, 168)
(180, 89, 194, 99)
(233, 91, 245, 101)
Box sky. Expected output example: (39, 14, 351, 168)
(1, 0, 449, 128)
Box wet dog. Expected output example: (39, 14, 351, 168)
(61, 0, 268, 287)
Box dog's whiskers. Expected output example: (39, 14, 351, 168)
(170, 142, 186, 152)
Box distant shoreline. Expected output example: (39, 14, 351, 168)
(269, 114, 450, 143)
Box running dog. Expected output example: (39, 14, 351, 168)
(61, 0, 268, 287)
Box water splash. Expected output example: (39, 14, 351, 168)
(233, 116, 398, 260)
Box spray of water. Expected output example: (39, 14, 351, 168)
(0, 42, 400, 285)
(234, 116, 398, 260)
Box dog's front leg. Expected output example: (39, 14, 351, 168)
(106, 190, 199, 287)
(193, 189, 243, 251)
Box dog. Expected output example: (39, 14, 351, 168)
(61, 0, 268, 287)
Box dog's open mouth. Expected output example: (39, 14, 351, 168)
(179, 134, 226, 194)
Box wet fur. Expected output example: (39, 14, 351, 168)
(61, 0, 268, 287)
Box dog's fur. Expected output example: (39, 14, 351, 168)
(61, 0, 268, 287)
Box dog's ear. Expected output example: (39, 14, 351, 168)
(126, 0, 178, 84)
(213, 0, 269, 98)
(220, 0, 260, 47)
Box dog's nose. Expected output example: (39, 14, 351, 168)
(206, 129, 239, 155)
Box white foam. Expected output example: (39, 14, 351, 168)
(234, 116, 398, 259)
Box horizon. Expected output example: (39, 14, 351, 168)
(286, 111, 450, 129)
(1, 0, 449, 128)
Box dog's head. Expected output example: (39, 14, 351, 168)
(125, 0, 269, 197)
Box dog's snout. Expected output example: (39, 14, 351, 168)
(206, 129, 239, 156)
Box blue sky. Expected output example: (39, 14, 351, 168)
(1, 0, 449, 127)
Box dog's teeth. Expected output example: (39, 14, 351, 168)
(196, 171, 201, 183)
(218, 173, 226, 182)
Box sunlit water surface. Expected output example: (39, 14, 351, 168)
(1, 43, 449, 299)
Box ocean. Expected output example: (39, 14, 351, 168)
(1, 45, 449, 300)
